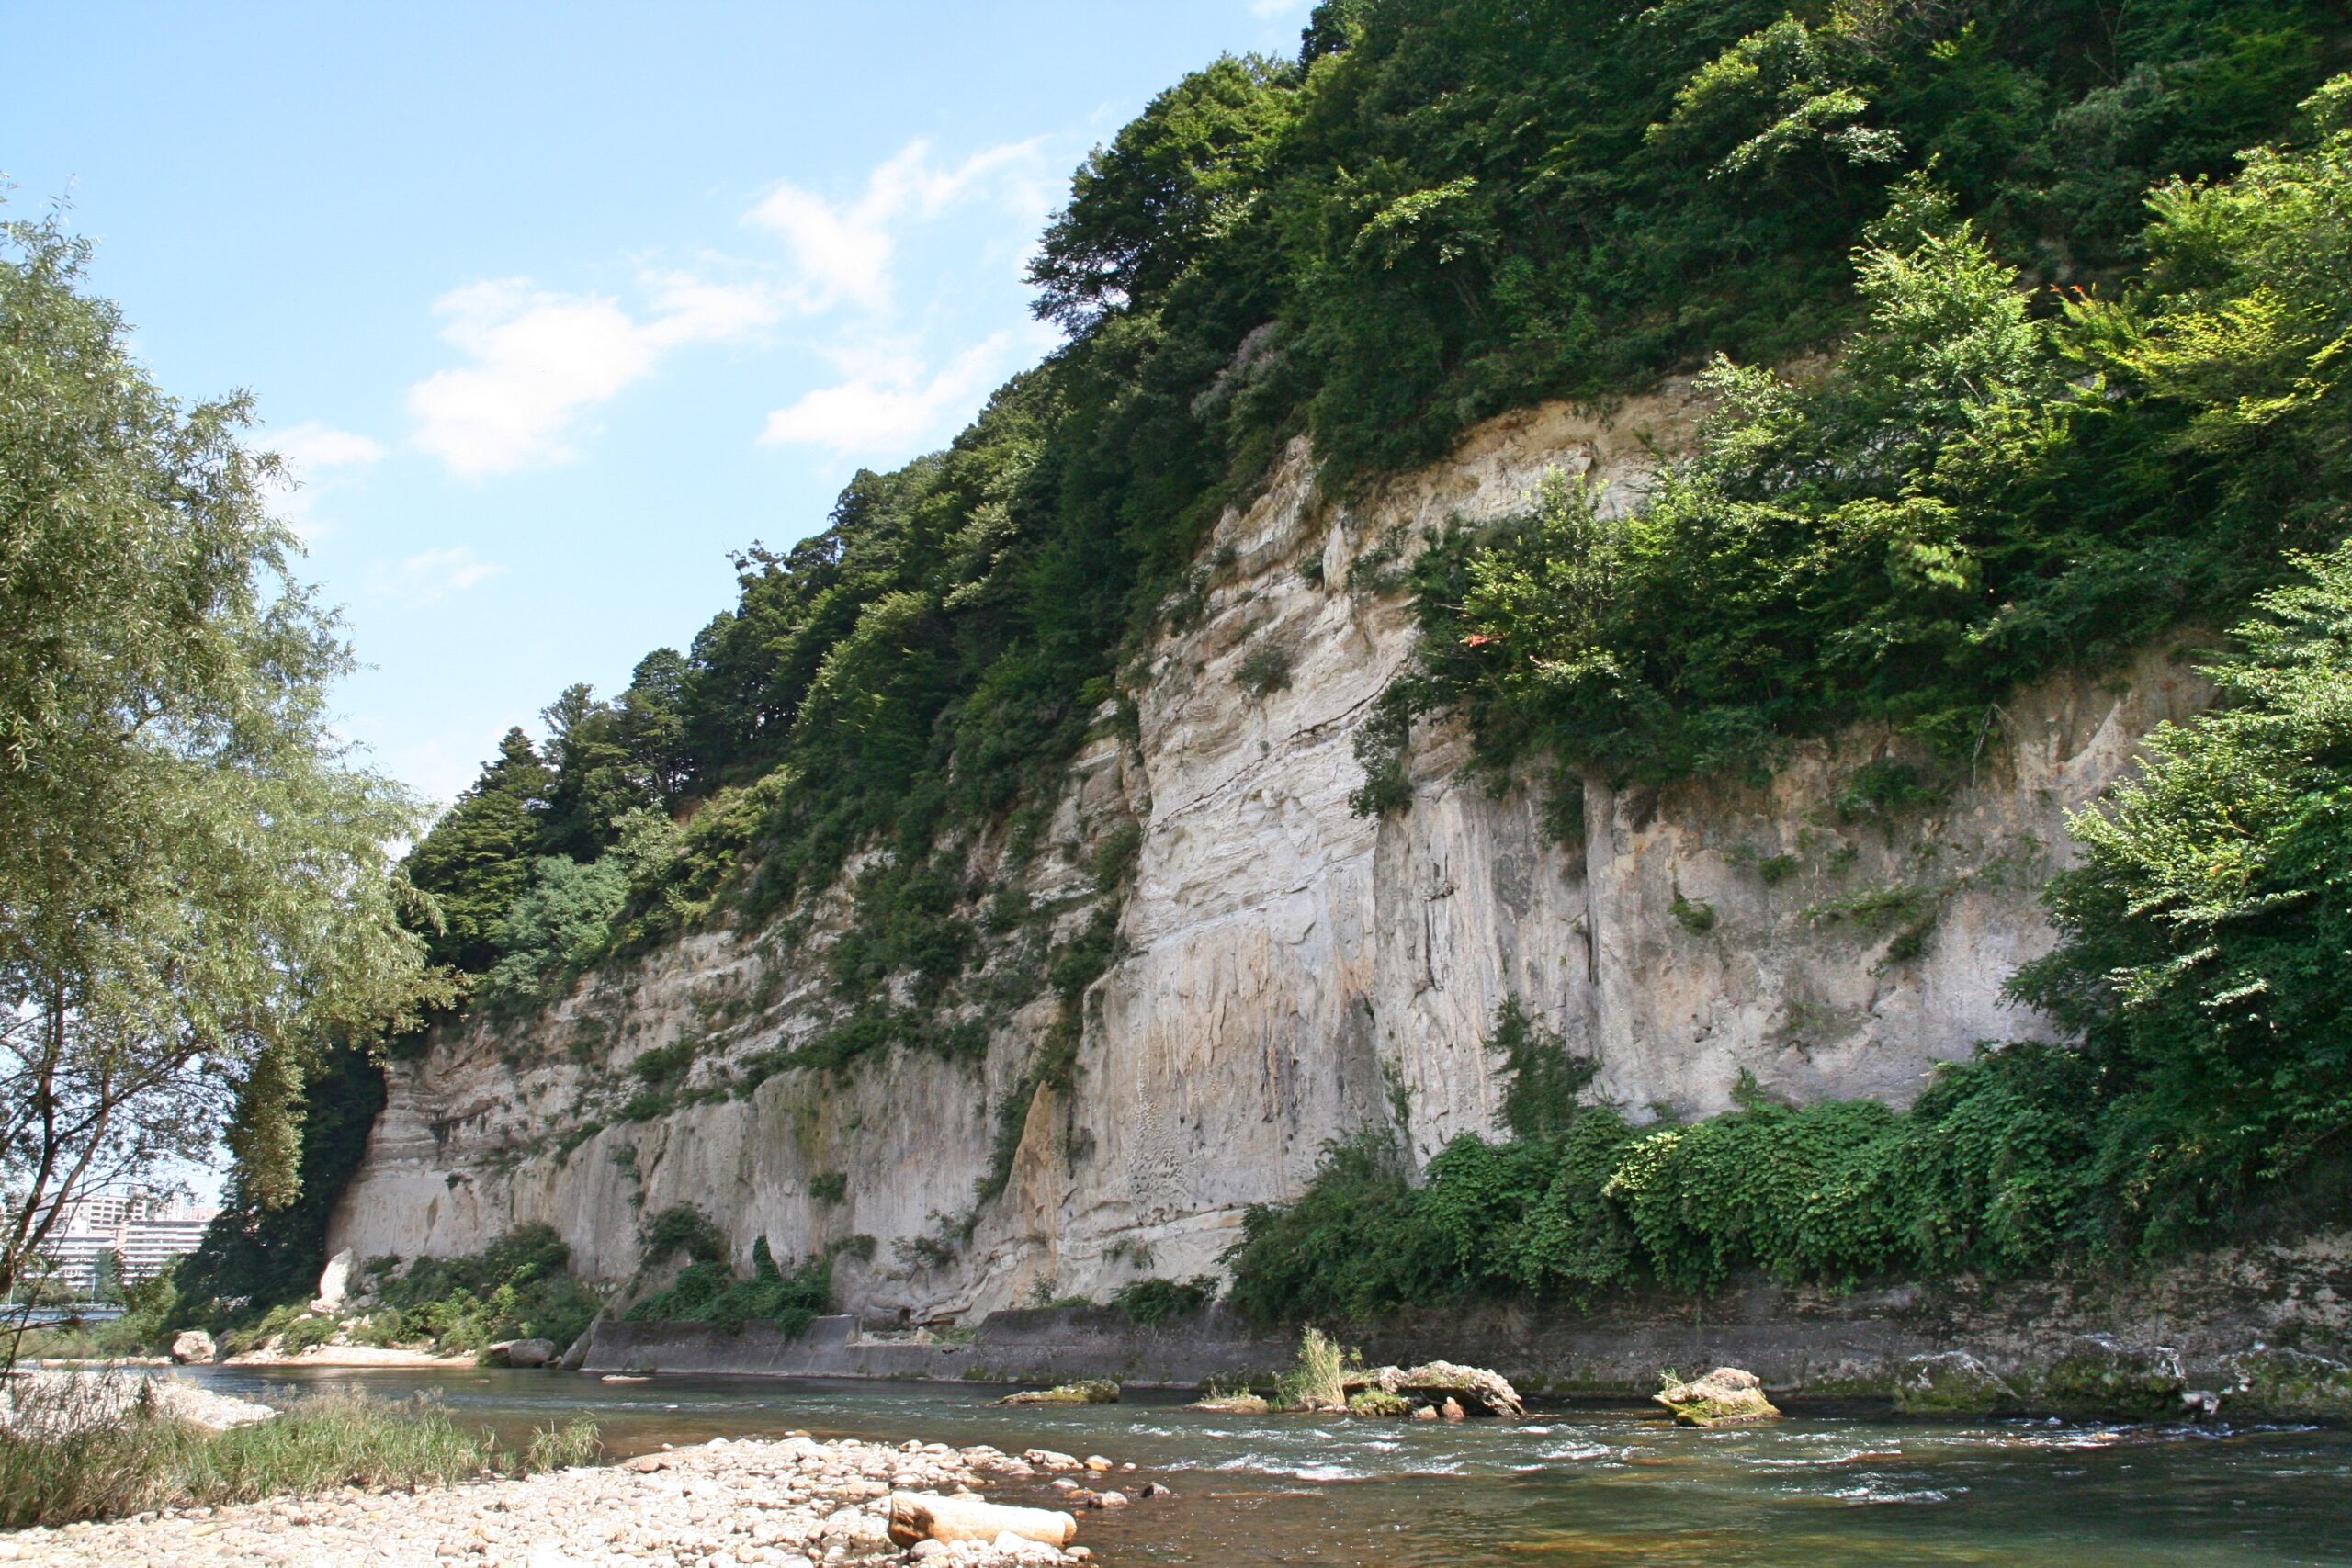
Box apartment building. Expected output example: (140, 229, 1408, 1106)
(30, 1188, 216, 1296)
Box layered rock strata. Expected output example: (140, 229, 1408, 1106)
(331, 392, 2211, 1319)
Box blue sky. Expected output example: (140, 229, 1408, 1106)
(10, 1, 1318, 808)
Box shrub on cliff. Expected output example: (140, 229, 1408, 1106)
(1382, 75, 2352, 800)
(1228, 1027, 2096, 1317)
(1238, 541, 2352, 1320)
(365, 1226, 599, 1357)
(624, 1237, 832, 1337)
(393, 6, 2349, 1037)
(1108, 1275, 1219, 1325)
(2010, 540, 2352, 1249)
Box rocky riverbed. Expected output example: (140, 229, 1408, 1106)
(0, 1432, 1111, 1568)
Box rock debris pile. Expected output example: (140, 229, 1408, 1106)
(0, 1433, 1110, 1568)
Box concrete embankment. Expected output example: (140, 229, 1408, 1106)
(586, 1229, 2352, 1422)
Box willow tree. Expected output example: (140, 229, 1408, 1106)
(0, 214, 438, 1301)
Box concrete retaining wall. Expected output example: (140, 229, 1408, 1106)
(582, 1229, 2352, 1419)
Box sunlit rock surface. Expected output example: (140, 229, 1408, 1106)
(331, 392, 2211, 1318)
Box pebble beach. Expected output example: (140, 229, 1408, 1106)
(0, 1433, 1102, 1568)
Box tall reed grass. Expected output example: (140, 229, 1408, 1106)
(0, 1379, 600, 1528)
(1272, 1326, 1351, 1412)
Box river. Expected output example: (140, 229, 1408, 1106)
(179, 1366, 2350, 1565)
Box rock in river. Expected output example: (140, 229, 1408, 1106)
(1655, 1367, 1782, 1428)
(2222, 1346, 2352, 1422)
(2036, 1335, 2185, 1418)
(994, 1379, 1119, 1406)
(1351, 1360, 1527, 1417)
(1894, 1350, 2018, 1416)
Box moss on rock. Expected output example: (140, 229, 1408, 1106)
(2223, 1348, 2352, 1422)
(1345, 1387, 1414, 1417)
(1893, 1351, 2019, 1417)
(2035, 1336, 2185, 1418)
(1654, 1367, 1781, 1428)
(993, 1379, 1120, 1407)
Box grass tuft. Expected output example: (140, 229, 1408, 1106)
(0, 1382, 596, 1528)
(1272, 1326, 1351, 1412)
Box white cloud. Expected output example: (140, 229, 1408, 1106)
(1252, 0, 1309, 15)
(267, 421, 385, 543)
(272, 421, 386, 471)
(409, 274, 782, 476)
(405, 137, 1057, 478)
(375, 544, 506, 608)
(759, 333, 1024, 457)
(644, 271, 788, 341)
(744, 137, 1049, 313)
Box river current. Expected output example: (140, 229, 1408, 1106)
(181, 1366, 2349, 1565)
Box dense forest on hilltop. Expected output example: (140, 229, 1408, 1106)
(400, 0, 2348, 1005)
(191, 0, 2352, 1316)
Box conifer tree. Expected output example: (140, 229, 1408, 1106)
(402, 728, 553, 972)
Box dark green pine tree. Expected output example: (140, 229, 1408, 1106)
(403, 728, 554, 971)
(616, 648, 692, 806)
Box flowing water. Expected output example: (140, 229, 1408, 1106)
(181, 1367, 2351, 1565)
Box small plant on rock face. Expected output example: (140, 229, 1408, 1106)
(1731, 845, 1800, 885)
(1349, 524, 1412, 597)
(1670, 885, 1717, 934)
(896, 1233, 958, 1271)
(808, 1171, 849, 1204)
(1875, 919, 1937, 971)
(1089, 820, 1144, 895)
(1237, 641, 1293, 697)
(1347, 682, 1421, 818)
(638, 1204, 727, 1269)
(1109, 1275, 1218, 1325)
(1835, 760, 1945, 829)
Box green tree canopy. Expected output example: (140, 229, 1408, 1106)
(0, 215, 435, 1291)
(1028, 54, 1301, 330)
(2011, 540, 2352, 1246)
(402, 728, 552, 973)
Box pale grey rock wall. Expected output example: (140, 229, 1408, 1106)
(329, 391, 2211, 1319)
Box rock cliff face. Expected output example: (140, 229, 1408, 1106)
(330, 392, 2212, 1318)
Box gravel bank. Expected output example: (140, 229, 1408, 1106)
(0, 1372, 277, 1436)
(0, 1433, 1101, 1568)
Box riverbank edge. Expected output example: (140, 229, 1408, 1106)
(29, 1348, 479, 1371)
(582, 1228, 2352, 1424)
